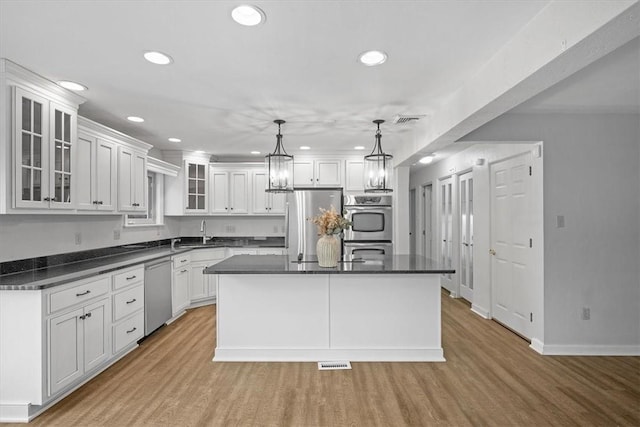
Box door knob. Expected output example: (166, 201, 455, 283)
(489, 249, 496, 256)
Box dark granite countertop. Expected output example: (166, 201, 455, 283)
(205, 255, 455, 275)
(0, 236, 285, 290)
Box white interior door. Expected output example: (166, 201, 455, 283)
(409, 189, 416, 254)
(490, 153, 534, 338)
(439, 177, 454, 292)
(459, 172, 474, 302)
(422, 184, 432, 259)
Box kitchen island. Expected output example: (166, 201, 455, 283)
(205, 255, 454, 362)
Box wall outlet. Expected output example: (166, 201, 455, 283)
(273, 226, 279, 233)
(113, 230, 121, 240)
(582, 306, 590, 320)
(556, 215, 565, 228)
(74, 232, 81, 245)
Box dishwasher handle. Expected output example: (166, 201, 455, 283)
(145, 258, 171, 270)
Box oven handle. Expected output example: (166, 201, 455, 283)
(344, 241, 393, 247)
(345, 206, 392, 212)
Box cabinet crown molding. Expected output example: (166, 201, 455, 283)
(0, 58, 86, 108)
(78, 116, 152, 152)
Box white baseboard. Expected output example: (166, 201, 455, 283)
(0, 403, 30, 423)
(189, 298, 216, 309)
(471, 304, 490, 319)
(530, 340, 640, 356)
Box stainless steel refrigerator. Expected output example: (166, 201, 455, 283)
(285, 187, 344, 261)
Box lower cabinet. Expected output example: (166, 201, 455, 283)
(172, 264, 191, 316)
(111, 265, 145, 354)
(189, 248, 226, 303)
(48, 297, 110, 396)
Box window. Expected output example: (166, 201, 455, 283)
(125, 171, 163, 226)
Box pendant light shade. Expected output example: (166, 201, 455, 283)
(265, 119, 294, 193)
(364, 119, 393, 193)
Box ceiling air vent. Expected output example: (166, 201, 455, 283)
(393, 114, 426, 124)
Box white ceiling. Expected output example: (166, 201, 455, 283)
(0, 0, 554, 159)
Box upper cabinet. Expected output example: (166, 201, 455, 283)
(77, 131, 117, 211)
(185, 161, 208, 213)
(13, 87, 78, 210)
(118, 147, 147, 212)
(210, 169, 249, 215)
(344, 159, 365, 193)
(1, 59, 155, 215)
(252, 171, 285, 215)
(293, 159, 341, 187)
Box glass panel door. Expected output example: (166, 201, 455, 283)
(459, 172, 474, 302)
(186, 162, 207, 211)
(51, 106, 73, 205)
(15, 88, 48, 207)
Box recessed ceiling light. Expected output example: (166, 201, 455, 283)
(57, 80, 87, 91)
(299, 146, 311, 150)
(127, 116, 144, 123)
(250, 151, 261, 155)
(419, 155, 435, 164)
(354, 146, 365, 150)
(143, 51, 173, 65)
(231, 5, 266, 26)
(358, 50, 388, 66)
(168, 137, 182, 143)
(195, 150, 205, 154)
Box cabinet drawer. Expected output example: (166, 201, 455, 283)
(172, 253, 191, 269)
(189, 248, 226, 262)
(113, 311, 144, 354)
(113, 266, 144, 290)
(50, 277, 110, 313)
(113, 284, 144, 322)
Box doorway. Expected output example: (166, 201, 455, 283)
(459, 172, 474, 303)
(490, 152, 535, 338)
(422, 184, 433, 259)
(439, 177, 454, 293)
(409, 189, 416, 255)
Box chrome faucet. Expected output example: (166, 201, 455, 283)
(200, 219, 208, 244)
(171, 238, 181, 250)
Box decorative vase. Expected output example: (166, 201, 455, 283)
(317, 234, 340, 267)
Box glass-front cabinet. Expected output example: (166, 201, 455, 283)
(13, 87, 77, 209)
(185, 160, 208, 213)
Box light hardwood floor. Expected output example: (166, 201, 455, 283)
(19, 291, 640, 426)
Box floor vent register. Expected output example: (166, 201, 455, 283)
(318, 361, 352, 370)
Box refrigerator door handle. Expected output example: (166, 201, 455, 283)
(284, 201, 289, 249)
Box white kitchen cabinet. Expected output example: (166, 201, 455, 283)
(189, 248, 226, 303)
(76, 132, 117, 211)
(48, 297, 110, 395)
(111, 265, 145, 354)
(118, 146, 147, 212)
(172, 262, 191, 316)
(258, 248, 286, 255)
(344, 159, 365, 193)
(185, 160, 208, 213)
(293, 159, 342, 187)
(189, 261, 209, 301)
(252, 171, 286, 214)
(14, 87, 78, 210)
(210, 169, 249, 214)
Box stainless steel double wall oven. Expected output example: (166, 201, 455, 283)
(343, 195, 393, 260)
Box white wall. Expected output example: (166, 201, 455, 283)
(461, 112, 640, 351)
(176, 216, 284, 238)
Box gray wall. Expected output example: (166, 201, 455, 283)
(463, 112, 639, 349)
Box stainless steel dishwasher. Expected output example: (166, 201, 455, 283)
(144, 257, 172, 336)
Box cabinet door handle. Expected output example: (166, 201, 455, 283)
(230, 207, 234, 210)
(126, 327, 137, 334)
(181, 269, 188, 273)
(180, 259, 188, 263)
(126, 275, 137, 280)
(98, 201, 103, 205)
(79, 314, 86, 320)
(93, 200, 99, 204)
(44, 197, 56, 201)
(86, 312, 92, 318)
(126, 298, 137, 304)
(76, 290, 91, 297)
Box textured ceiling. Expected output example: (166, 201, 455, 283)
(0, 0, 552, 159)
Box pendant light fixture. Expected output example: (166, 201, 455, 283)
(364, 119, 393, 193)
(265, 119, 294, 193)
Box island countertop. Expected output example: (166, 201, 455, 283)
(205, 255, 455, 275)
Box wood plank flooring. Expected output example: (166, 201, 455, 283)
(19, 291, 640, 426)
